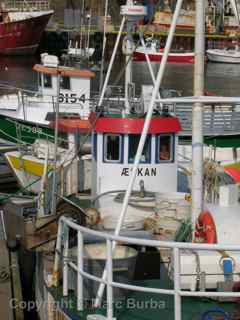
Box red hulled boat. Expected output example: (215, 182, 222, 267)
(0, 8, 53, 55)
(133, 38, 194, 63)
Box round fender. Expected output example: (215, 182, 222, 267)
(195, 211, 217, 244)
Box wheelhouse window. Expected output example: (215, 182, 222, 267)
(43, 73, 52, 88)
(128, 134, 151, 163)
(38, 73, 42, 88)
(93, 133, 97, 160)
(157, 134, 174, 163)
(60, 76, 71, 90)
(104, 134, 122, 163)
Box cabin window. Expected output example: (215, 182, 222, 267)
(43, 73, 52, 88)
(128, 134, 151, 163)
(60, 76, 71, 90)
(156, 134, 174, 163)
(93, 133, 97, 160)
(104, 134, 122, 163)
(38, 73, 42, 88)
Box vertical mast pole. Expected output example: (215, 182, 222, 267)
(99, 0, 109, 91)
(51, 69, 60, 215)
(192, 0, 205, 233)
(94, 0, 183, 307)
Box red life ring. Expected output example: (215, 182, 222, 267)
(195, 211, 217, 244)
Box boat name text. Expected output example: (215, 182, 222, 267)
(121, 167, 157, 176)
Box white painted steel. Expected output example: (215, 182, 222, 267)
(53, 219, 63, 275)
(174, 247, 181, 320)
(106, 240, 113, 319)
(58, 216, 240, 250)
(155, 96, 240, 104)
(99, 0, 109, 92)
(63, 226, 69, 297)
(77, 231, 84, 311)
(139, 35, 162, 104)
(98, 17, 126, 107)
(95, 0, 184, 307)
(192, 0, 205, 233)
(51, 70, 60, 215)
(55, 216, 240, 320)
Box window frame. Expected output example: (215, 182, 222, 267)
(60, 76, 71, 90)
(156, 133, 174, 163)
(38, 72, 42, 88)
(43, 73, 52, 88)
(128, 134, 151, 164)
(93, 133, 97, 161)
(103, 133, 123, 163)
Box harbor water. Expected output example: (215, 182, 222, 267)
(0, 56, 240, 96)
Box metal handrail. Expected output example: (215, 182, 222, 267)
(4, 0, 50, 11)
(54, 216, 240, 320)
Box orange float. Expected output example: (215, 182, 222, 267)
(195, 211, 217, 244)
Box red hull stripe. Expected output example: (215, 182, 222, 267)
(133, 52, 194, 63)
(95, 116, 181, 134)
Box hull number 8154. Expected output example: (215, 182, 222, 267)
(59, 93, 86, 104)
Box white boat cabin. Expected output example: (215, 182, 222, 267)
(34, 55, 95, 121)
(0, 54, 95, 125)
(91, 115, 182, 196)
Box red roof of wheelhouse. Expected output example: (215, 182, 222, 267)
(94, 116, 181, 134)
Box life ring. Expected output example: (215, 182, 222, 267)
(201, 307, 230, 320)
(195, 211, 217, 244)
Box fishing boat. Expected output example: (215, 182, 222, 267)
(0, 53, 95, 144)
(3, 1, 240, 320)
(134, 38, 195, 63)
(207, 48, 240, 63)
(0, 1, 53, 55)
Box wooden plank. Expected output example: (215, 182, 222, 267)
(0, 241, 14, 320)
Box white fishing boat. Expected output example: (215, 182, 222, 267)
(0, 53, 95, 144)
(207, 48, 240, 63)
(0, 53, 94, 125)
(3, 1, 240, 320)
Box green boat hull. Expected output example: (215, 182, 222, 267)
(0, 114, 56, 145)
(0, 114, 239, 148)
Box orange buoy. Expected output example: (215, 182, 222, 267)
(195, 211, 217, 244)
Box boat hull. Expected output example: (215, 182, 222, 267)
(207, 50, 240, 64)
(0, 114, 55, 144)
(133, 51, 195, 63)
(0, 11, 53, 55)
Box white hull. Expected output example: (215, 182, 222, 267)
(0, 92, 90, 125)
(207, 49, 240, 64)
(68, 47, 95, 58)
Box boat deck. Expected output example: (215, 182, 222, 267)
(50, 271, 239, 320)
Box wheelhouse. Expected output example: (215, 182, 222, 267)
(33, 56, 95, 120)
(92, 115, 181, 196)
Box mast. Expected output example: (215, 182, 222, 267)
(191, 0, 205, 233)
(123, 0, 134, 114)
(51, 68, 60, 215)
(94, 0, 183, 307)
(99, 0, 109, 92)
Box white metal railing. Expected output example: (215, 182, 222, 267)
(3, 0, 50, 11)
(54, 216, 240, 320)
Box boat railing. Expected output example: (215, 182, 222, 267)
(54, 215, 240, 320)
(3, 0, 51, 11)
